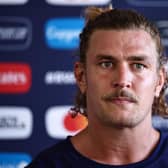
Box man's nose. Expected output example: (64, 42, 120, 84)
(112, 64, 132, 88)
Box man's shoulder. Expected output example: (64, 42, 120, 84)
(39, 137, 70, 158)
(26, 137, 72, 167)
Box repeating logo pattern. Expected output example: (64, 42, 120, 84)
(45, 18, 84, 49)
(45, 71, 75, 85)
(45, 106, 88, 139)
(0, 16, 32, 51)
(0, 0, 168, 166)
(0, 153, 31, 168)
(0, 63, 31, 94)
(0, 17, 32, 51)
(0, 107, 33, 139)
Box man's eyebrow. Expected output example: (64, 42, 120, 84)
(96, 54, 152, 63)
(127, 55, 150, 62)
(96, 54, 116, 61)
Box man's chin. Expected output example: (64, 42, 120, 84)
(101, 115, 143, 129)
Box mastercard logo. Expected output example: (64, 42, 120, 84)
(45, 106, 88, 139)
(64, 113, 87, 132)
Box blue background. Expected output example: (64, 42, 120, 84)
(0, 0, 168, 166)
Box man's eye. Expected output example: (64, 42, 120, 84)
(100, 62, 113, 68)
(133, 63, 146, 70)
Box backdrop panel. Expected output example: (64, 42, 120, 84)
(0, 0, 168, 167)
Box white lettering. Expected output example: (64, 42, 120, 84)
(0, 27, 27, 40)
(0, 116, 25, 128)
(0, 72, 27, 85)
(46, 27, 80, 43)
(45, 71, 75, 85)
(0, 107, 33, 139)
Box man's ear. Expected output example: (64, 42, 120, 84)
(155, 68, 165, 97)
(74, 62, 87, 94)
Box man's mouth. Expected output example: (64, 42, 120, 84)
(110, 97, 137, 104)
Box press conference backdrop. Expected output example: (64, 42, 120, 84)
(0, 0, 168, 167)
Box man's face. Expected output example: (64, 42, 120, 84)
(75, 29, 164, 128)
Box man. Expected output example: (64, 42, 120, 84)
(26, 6, 168, 167)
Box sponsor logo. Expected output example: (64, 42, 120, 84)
(0, 0, 28, 5)
(45, 106, 88, 139)
(45, 18, 84, 49)
(0, 153, 31, 168)
(46, 0, 110, 5)
(45, 71, 75, 85)
(156, 20, 168, 47)
(0, 63, 31, 94)
(126, 0, 168, 7)
(0, 17, 32, 50)
(0, 107, 33, 139)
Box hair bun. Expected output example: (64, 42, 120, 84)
(84, 4, 113, 23)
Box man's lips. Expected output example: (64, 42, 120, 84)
(110, 97, 136, 104)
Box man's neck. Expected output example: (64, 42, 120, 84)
(71, 121, 160, 165)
